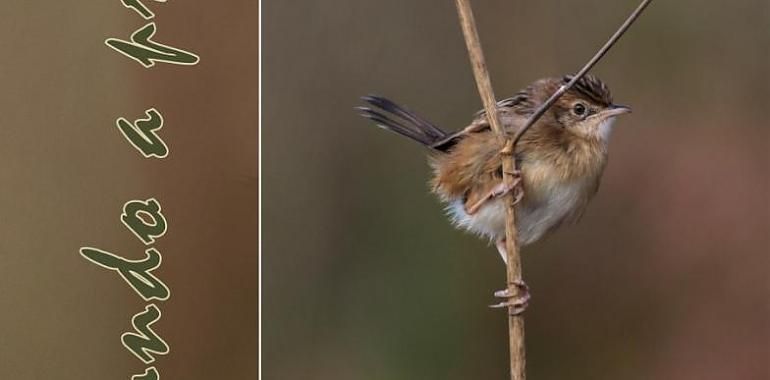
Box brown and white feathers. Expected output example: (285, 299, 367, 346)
(358, 74, 628, 248)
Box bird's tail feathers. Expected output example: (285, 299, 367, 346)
(357, 95, 447, 147)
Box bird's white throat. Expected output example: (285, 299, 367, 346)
(598, 116, 616, 142)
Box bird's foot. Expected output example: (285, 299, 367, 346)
(466, 169, 524, 215)
(500, 169, 524, 204)
(489, 280, 530, 316)
(466, 179, 518, 215)
(491, 180, 518, 198)
(509, 170, 525, 204)
(488, 169, 524, 204)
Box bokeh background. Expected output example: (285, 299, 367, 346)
(263, 1, 768, 379)
(0, 1, 258, 379)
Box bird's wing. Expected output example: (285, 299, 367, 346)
(430, 93, 531, 151)
(430, 129, 504, 201)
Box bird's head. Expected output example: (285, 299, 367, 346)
(531, 75, 631, 142)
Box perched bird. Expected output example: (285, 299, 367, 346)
(357, 74, 630, 265)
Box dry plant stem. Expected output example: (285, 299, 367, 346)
(454, 1, 525, 380)
(455, 1, 652, 380)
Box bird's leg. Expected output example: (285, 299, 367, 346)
(465, 182, 515, 215)
(493, 237, 530, 315)
(490, 280, 530, 315)
(485, 163, 528, 315)
(465, 173, 523, 215)
(504, 168, 525, 205)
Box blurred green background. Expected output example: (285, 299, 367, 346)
(264, 1, 768, 379)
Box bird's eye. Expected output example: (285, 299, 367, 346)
(573, 103, 587, 117)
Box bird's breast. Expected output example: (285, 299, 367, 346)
(440, 135, 607, 246)
(516, 172, 597, 245)
(445, 173, 598, 246)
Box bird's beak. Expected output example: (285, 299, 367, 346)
(602, 104, 632, 117)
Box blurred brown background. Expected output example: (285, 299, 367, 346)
(0, 1, 258, 379)
(264, 1, 768, 379)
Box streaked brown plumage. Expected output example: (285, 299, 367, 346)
(358, 75, 630, 262)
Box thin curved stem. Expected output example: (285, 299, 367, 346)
(512, 0, 653, 147)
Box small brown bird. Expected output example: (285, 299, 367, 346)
(357, 75, 630, 265)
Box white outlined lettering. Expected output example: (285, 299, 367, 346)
(121, 304, 170, 364)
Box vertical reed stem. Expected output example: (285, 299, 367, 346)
(454, 1, 651, 379)
(454, 2, 526, 379)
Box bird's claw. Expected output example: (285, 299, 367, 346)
(489, 281, 530, 316)
(500, 169, 524, 205)
(492, 181, 517, 198)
